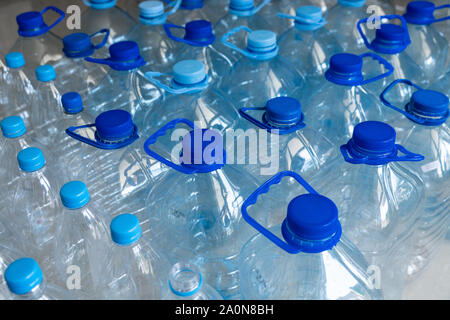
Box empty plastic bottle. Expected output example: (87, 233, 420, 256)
(238, 96, 340, 181)
(84, 40, 162, 118)
(143, 121, 264, 299)
(380, 79, 450, 279)
(1, 52, 35, 123)
(278, 6, 342, 88)
(82, 0, 137, 44)
(102, 214, 170, 299)
(127, 1, 181, 71)
(294, 52, 395, 146)
(4, 258, 71, 300)
(163, 262, 223, 300)
(54, 181, 110, 299)
(221, 27, 305, 109)
(163, 19, 234, 87)
(9, 6, 66, 84)
(311, 121, 425, 298)
(239, 170, 383, 299)
(214, 0, 271, 62)
(402, 1, 449, 83)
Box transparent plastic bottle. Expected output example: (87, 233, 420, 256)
(380, 79, 450, 279)
(220, 27, 305, 109)
(163, 262, 223, 300)
(311, 121, 425, 298)
(102, 214, 170, 299)
(0, 246, 21, 300)
(239, 170, 383, 299)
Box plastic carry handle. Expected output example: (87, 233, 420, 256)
(359, 52, 394, 85)
(84, 56, 114, 66)
(277, 12, 327, 29)
(380, 78, 422, 114)
(433, 4, 450, 23)
(241, 171, 319, 254)
(40, 6, 66, 31)
(143, 118, 202, 174)
(143, 71, 208, 94)
(90, 29, 110, 50)
(221, 26, 253, 57)
(166, 0, 182, 16)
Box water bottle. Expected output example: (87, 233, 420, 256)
(220, 27, 305, 109)
(53, 29, 110, 95)
(141, 59, 240, 133)
(380, 79, 450, 279)
(214, 0, 272, 62)
(311, 121, 425, 298)
(127, 1, 181, 71)
(101, 213, 170, 299)
(238, 96, 340, 182)
(168, 0, 216, 26)
(277, 6, 342, 88)
(239, 170, 383, 299)
(357, 14, 427, 99)
(1, 52, 35, 125)
(402, 1, 449, 82)
(54, 181, 110, 299)
(4, 258, 72, 300)
(82, 0, 137, 44)
(8, 6, 66, 85)
(295, 52, 395, 146)
(143, 120, 264, 299)
(163, 20, 234, 87)
(163, 262, 223, 300)
(84, 41, 162, 118)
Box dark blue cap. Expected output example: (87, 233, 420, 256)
(408, 89, 449, 118)
(61, 92, 83, 114)
(184, 20, 215, 46)
(63, 33, 94, 58)
(110, 214, 142, 245)
(95, 109, 135, 142)
(109, 41, 141, 62)
(181, 0, 204, 9)
(403, 1, 436, 25)
(284, 194, 340, 241)
(180, 129, 225, 170)
(371, 24, 410, 54)
(1, 116, 26, 138)
(16, 11, 46, 37)
(351, 121, 396, 155)
(265, 97, 302, 126)
(60, 181, 90, 209)
(5, 258, 43, 295)
(325, 53, 364, 85)
(17, 147, 46, 172)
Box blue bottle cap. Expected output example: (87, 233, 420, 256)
(60, 181, 90, 209)
(265, 97, 302, 127)
(184, 20, 215, 46)
(173, 60, 206, 85)
(283, 193, 340, 242)
(139, 1, 165, 18)
(110, 213, 142, 245)
(85, 0, 117, 10)
(5, 52, 26, 68)
(63, 33, 94, 58)
(403, 1, 436, 25)
(181, 0, 204, 10)
(17, 147, 46, 172)
(230, 0, 254, 11)
(61, 92, 83, 114)
(338, 0, 366, 7)
(16, 11, 45, 37)
(1, 116, 26, 138)
(408, 89, 449, 119)
(370, 23, 410, 54)
(4, 258, 43, 295)
(95, 109, 135, 142)
(326, 53, 363, 85)
(296, 5, 322, 22)
(109, 41, 141, 62)
(247, 30, 277, 53)
(352, 121, 396, 155)
(35, 65, 56, 82)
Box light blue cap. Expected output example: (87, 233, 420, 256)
(230, 0, 254, 11)
(85, 0, 116, 9)
(110, 213, 142, 245)
(5, 258, 43, 295)
(35, 65, 56, 82)
(60, 181, 90, 209)
(139, 1, 164, 18)
(172, 60, 206, 85)
(296, 6, 322, 22)
(247, 30, 277, 53)
(5, 52, 26, 68)
(17, 147, 46, 172)
(1, 116, 26, 138)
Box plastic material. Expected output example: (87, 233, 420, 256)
(35, 65, 56, 82)
(16, 6, 65, 37)
(229, 0, 271, 17)
(84, 0, 117, 10)
(403, 1, 450, 25)
(17, 147, 46, 172)
(0, 116, 26, 138)
(139, 0, 181, 25)
(164, 20, 215, 46)
(61, 92, 83, 114)
(277, 5, 326, 31)
(110, 214, 142, 245)
(60, 181, 90, 209)
(5, 52, 25, 69)
(4, 258, 43, 295)
(63, 29, 110, 58)
(85, 41, 146, 71)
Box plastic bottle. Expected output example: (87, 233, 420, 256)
(294, 52, 395, 146)
(82, 0, 137, 44)
(163, 262, 223, 300)
(102, 213, 170, 299)
(168, 0, 216, 26)
(0, 245, 21, 300)
(220, 27, 305, 109)
(380, 79, 450, 279)
(239, 170, 383, 299)
(311, 121, 425, 298)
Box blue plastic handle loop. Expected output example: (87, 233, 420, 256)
(144, 71, 209, 94)
(357, 15, 411, 54)
(83, 0, 117, 10)
(241, 171, 322, 254)
(229, 0, 271, 17)
(359, 52, 394, 85)
(18, 6, 66, 37)
(380, 79, 449, 126)
(277, 12, 326, 31)
(239, 107, 306, 135)
(404, 2, 450, 25)
(221, 26, 278, 61)
(163, 21, 215, 47)
(90, 29, 110, 50)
